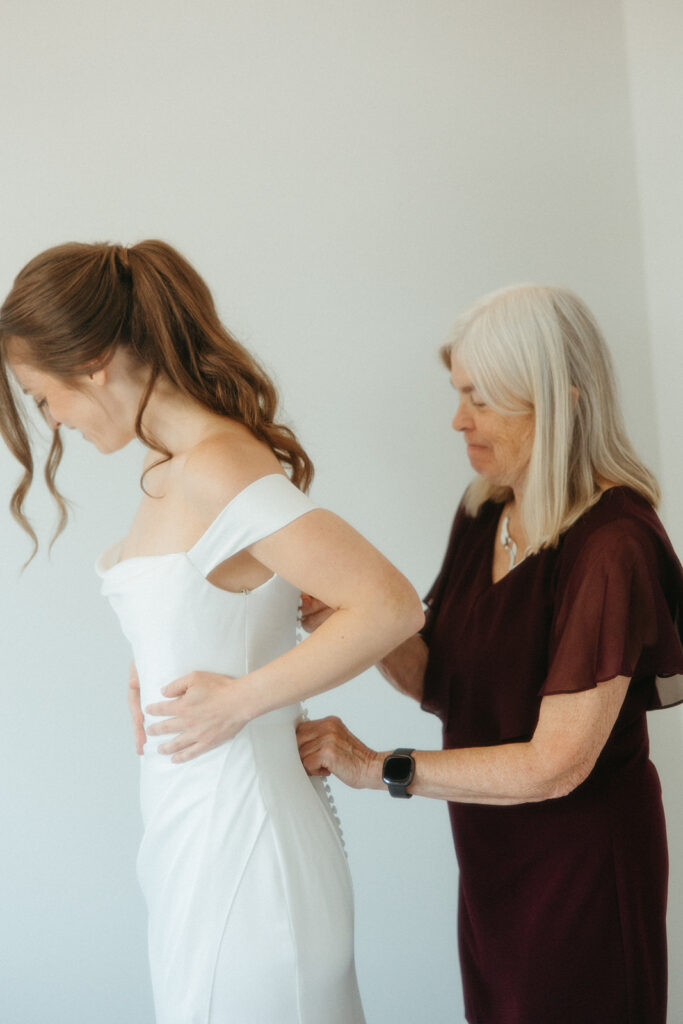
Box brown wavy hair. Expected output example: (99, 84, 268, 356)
(0, 239, 313, 555)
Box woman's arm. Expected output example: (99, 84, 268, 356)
(297, 675, 630, 805)
(146, 508, 425, 761)
(301, 595, 428, 702)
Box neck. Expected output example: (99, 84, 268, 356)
(139, 377, 225, 455)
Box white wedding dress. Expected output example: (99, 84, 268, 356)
(96, 474, 365, 1024)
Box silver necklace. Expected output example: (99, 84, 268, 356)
(500, 513, 519, 571)
(500, 507, 532, 571)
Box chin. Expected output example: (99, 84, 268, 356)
(93, 436, 133, 454)
(471, 463, 504, 487)
(468, 455, 492, 476)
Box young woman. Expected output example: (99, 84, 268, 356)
(0, 240, 424, 1024)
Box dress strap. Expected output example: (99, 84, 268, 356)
(187, 473, 318, 577)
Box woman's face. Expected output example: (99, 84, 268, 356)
(9, 350, 138, 454)
(450, 355, 534, 493)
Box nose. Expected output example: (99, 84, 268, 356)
(44, 408, 61, 430)
(452, 400, 471, 432)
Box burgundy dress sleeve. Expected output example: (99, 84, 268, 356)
(420, 504, 467, 648)
(541, 516, 683, 708)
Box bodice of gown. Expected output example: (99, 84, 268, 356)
(95, 473, 319, 818)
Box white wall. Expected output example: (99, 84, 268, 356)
(623, 1, 683, 1017)
(0, 2, 677, 1021)
(623, 0, 683, 546)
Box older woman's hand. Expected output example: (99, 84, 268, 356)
(296, 715, 383, 790)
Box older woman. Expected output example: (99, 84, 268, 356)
(297, 285, 683, 1024)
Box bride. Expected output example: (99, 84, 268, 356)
(0, 240, 423, 1023)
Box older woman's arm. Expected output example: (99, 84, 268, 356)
(297, 675, 629, 805)
(301, 595, 428, 702)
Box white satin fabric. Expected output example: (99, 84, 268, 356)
(97, 474, 365, 1024)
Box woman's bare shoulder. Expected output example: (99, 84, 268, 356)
(180, 426, 284, 520)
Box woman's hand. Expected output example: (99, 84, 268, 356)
(128, 661, 146, 755)
(299, 593, 334, 633)
(145, 671, 252, 763)
(296, 715, 383, 790)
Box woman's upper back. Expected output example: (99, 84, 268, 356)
(119, 424, 286, 592)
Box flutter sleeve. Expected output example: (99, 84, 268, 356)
(541, 518, 683, 709)
(420, 505, 466, 647)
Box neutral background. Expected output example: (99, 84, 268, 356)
(1, 2, 681, 1022)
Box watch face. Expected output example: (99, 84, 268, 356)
(383, 754, 413, 785)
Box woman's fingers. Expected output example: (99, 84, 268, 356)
(297, 721, 341, 767)
(300, 745, 333, 776)
(160, 730, 219, 760)
(146, 717, 183, 736)
(297, 732, 329, 774)
(158, 733, 193, 756)
(296, 716, 376, 788)
(299, 594, 334, 633)
(161, 674, 191, 698)
(300, 609, 332, 633)
(297, 719, 332, 775)
(171, 743, 208, 765)
(128, 661, 146, 755)
(145, 696, 183, 718)
(296, 715, 343, 752)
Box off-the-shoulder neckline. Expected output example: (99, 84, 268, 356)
(96, 472, 291, 577)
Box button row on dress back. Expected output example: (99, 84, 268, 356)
(297, 706, 347, 856)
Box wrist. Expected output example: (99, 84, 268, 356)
(381, 747, 416, 798)
(363, 749, 387, 790)
(230, 673, 264, 726)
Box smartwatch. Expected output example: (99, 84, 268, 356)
(382, 748, 415, 799)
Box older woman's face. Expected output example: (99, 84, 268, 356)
(450, 357, 534, 493)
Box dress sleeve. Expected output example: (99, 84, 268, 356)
(541, 520, 683, 708)
(187, 474, 318, 577)
(420, 505, 465, 647)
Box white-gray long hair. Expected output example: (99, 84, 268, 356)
(442, 284, 659, 551)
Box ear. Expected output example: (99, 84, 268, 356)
(88, 367, 108, 387)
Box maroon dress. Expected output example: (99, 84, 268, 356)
(421, 487, 683, 1024)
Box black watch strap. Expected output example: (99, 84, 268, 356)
(383, 747, 415, 799)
